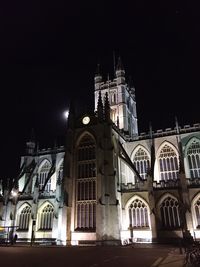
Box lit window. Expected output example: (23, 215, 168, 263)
(160, 196, 180, 229)
(128, 198, 149, 228)
(186, 139, 200, 178)
(39, 204, 54, 230)
(76, 134, 96, 231)
(158, 144, 179, 181)
(18, 205, 31, 230)
(39, 161, 51, 192)
(133, 148, 150, 180)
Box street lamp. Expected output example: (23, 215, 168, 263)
(11, 190, 18, 198)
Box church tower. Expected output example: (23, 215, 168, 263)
(94, 57, 138, 138)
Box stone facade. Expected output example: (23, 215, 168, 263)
(0, 59, 200, 245)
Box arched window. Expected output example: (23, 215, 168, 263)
(194, 198, 200, 228)
(76, 134, 96, 231)
(128, 198, 149, 228)
(159, 196, 180, 229)
(39, 204, 54, 230)
(18, 205, 31, 230)
(186, 139, 200, 178)
(133, 147, 150, 180)
(158, 144, 179, 181)
(39, 161, 51, 192)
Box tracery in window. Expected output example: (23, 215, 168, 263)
(128, 198, 149, 228)
(160, 196, 180, 229)
(158, 144, 179, 181)
(76, 134, 96, 231)
(133, 147, 150, 180)
(39, 204, 54, 230)
(38, 161, 51, 192)
(186, 139, 200, 178)
(18, 205, 31, 230)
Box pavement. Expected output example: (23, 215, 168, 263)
(150, 248, 185, 267)
(0, 243, 186, 267)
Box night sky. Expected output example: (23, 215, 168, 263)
(1, 1, 200, 179)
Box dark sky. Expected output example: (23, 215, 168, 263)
(0, 1, 200, 179)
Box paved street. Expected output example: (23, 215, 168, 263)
(0, 244, 184, 267)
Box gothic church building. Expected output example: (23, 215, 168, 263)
(1, 58, 200, 245)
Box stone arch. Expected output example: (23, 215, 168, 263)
(155, 141, 179, 181)
(185, 137, 200, 178)
(76, 131, 96, 148)
(131, 145, 151, 180)
(38, 159, 52, 191)
(191, 193, 200, 229)
(37, 201, 54, 231)
(157, 193, 181, 229)
(125, 195, 151, 229)
(17, 202, 32, 230)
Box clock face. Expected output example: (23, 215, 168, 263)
(82, 116, 90, 125)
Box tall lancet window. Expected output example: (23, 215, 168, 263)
(194, 198, 200, 228)
(160, 196, 180, 229)
(186, 139, 200, 178)
(158, 144, 179, 181)
(128, 198, 150, 228)
(76, 134, 96, 231)
(133, 147, 150, 180)
(18, 205, 31, 230)
(39, 204, 54, 230)
(39, 161, 51, 192)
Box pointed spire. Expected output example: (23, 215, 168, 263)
(97, 91, 104, 120)
(104, 92, 110, 121)
(175, 116, 185, 174)
(26, 128, 36, 155)
(149, 121, 153, 139)
(149, 122, 155, 178)
(95, 63, 101, 76)
(116, 56, 124, 71)
(5, 178, 10, 190)
(54, 139, 58, 150)
(175, 116, 180, 135)
(30, 128, 35, 142)
(94, 64, 102, 89)
(115, 56, 125, 84)
(113, 51, 116, 76)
